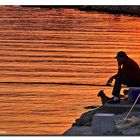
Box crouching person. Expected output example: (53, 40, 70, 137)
(106, 51, 140, 103)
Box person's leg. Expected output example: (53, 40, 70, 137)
(107, 76, 122, 103)
(123, 77, 140, 87)
(111, 76, 123, 98)
(111, 76, 140, 98)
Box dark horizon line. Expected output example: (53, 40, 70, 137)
(20, 5, 140, 17)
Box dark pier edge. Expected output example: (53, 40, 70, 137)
(20, 5, 140, 17)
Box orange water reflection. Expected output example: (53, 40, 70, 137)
(0, 6, 140, 134)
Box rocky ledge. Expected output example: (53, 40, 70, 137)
(63, 104, 140, 136)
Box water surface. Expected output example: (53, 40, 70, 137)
(0, 6, 140, 135)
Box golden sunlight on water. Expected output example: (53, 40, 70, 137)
(0, 6, 140, 135)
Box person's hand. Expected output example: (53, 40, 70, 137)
(106, 77, 113, 86)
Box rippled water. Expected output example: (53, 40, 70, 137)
(0, 6, 140, 135)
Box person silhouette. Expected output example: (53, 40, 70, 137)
(106, 51, 140, 103)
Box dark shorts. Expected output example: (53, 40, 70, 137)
(121, 76, 140, 87)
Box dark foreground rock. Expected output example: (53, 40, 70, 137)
(115, 112, 140, 135)
(72, 104, 140, 127)
(63, 104, 140, 135)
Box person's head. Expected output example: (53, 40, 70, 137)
(115, 51, 128, 65)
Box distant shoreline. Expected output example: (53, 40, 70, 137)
(21, 6, 140, 17)
(78, 6, 140, 17)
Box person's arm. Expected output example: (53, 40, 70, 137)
(106, 62, 122, 85)
(106, 74, 118, 85)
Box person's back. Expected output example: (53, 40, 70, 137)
(121, 57, 140, 82)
